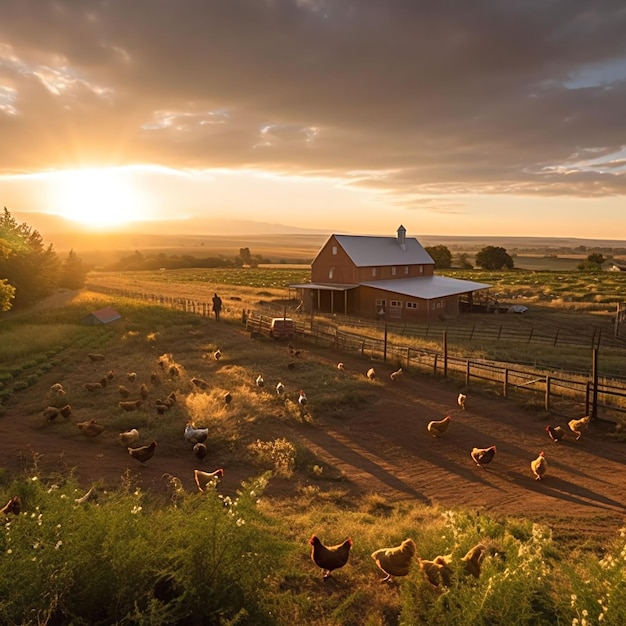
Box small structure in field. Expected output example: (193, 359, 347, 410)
(81, 306, 122, 326)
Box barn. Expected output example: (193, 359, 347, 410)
(290, 226, 491, 322)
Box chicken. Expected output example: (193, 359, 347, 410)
(140, 383, 149, 400)
(77, 419, 105, 438)
(49, 382, 65, 396)
(458, 393, 467, 410)
(82, 382, 103, 392)
(87, 353, 105, 362)
(461, 543, 487, 579)
(118, 385, 131, 398)
(184, 422, 209, 445)
(1, 496, 20, 517)
(43, 405, 65, 422)
(546, 424, 567, 442)
(298, 390, 308, 407)
(255, 374, 265, 388)
(106, 370, 115, 381)
(150, 372, 161, 385)
(530, 451, 548, 480)
(371, 538, 416, 582)
(127, 372, 137, 382)
(193, 442, 208, 462)
(119, 428, 140, 446)
(427, 415, 452, 438)
(213, 349, 222, 361)
(390, 367, 403, 381)
(309, 535, 353, 579)
(418, 556, 453, 588)
(276, 381, 285, 395)
(366, 367, 376, 380)
(568, 415, 591, 440)
(156, 403, 169, 414)
(99, 376, 108, 388)
(470, 445, 496, 469)
(194, 467, 224, 492)
(191, 377, 210, 390)
(119, 399, 143, 411)
(74, 486, 98, 504)
(128, 440, 158, 465)
(337, 362, 345, 371)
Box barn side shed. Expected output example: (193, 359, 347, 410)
(81, 306, 122, 325)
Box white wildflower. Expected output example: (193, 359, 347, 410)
(131, 505, 142, 515)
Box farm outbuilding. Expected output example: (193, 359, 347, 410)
(81, 306, 122, 326)
(290, 225, 491, 322)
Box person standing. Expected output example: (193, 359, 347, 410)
(212, 292, 223, 321)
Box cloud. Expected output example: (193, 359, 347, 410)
(0, 0, 625, 201)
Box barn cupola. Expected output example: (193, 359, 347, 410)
(397, 224, 406, 250)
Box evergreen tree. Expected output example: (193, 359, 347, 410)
(59, 249, 88, 289)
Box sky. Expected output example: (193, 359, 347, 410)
(1, 0, 626, 239)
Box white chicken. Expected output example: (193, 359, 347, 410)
(458, 393, 467, 410)
(256, 374, 265, 388)
(184, 422, 209, 445)
(298, 390, 308, 407)
(276, 381, 286, 395)
(366, 367, 376, 380)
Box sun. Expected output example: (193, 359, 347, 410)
(51, 167, 148, 229)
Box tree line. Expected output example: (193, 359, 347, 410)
(0, 208, 87, 312)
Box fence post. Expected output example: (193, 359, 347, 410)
(469, 324, 475, 340)
(528, 328, 534, 343)
(498, 325, 503, 340)
(545, 375, 551, 412)
(591, 348, 598, 421)
(443, 331, 448, 378)
(585, 380, 591, 415)
(406, 347, 411, 369)
(334, 328, 338, 350)
(384, 324, 388, 363)
(553, 328, 559, 347)
(465, 361, 470, 388)
(433, 354, 438, 376)
(503, 368, 509, 398)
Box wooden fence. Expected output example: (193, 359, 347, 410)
(246, 312, 626, 423)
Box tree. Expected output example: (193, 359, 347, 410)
(59, 249, 88, 289)
(0, 278, 15, 312)
(425, 245, 452, 269)
(475, 246, 514, 270)
(0, 207, 60, 308)
(577, 253, 605, 272)
(455, 252, 473, 269)
(239, 247, 255, 267)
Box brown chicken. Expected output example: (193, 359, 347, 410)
(530, 451, 547, 480)
(119, 399, 143, 411)
(193, 442, 208, 462)
(82, 382, 103, 392)
(471, 445, 496, 469)
(128, 440, 158, 465)
(118, 385, 131, 398)
(371, 538, 416, 582)
(194, 468, 224, 492)
(418, 555, 453, 588)
(1, 496, 20, 517)
(77, 419, 105, 438)
(568, 415, 591, 440)
(427, 415, 452, 437)
(309, 535, 353, 579)
(191, 377, 210, 390)
(461, 543, 487, 578)
(546, 425, 567, 442)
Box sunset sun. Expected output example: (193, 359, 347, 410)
(51, 168, 149, 229)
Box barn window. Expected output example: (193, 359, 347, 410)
(391, 266, 396, 276)
(404, 266, 409, 275)
(390, 300, 402, 308)
(406, 301, 417, 309)
(372, 267, 377, 277)
(419, 266, 424, 274)
(375, 298, 387, 307)
(328, 267, 334, 279)
(332, 246, 337, 255)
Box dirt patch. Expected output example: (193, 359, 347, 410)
(2, 302, 626, 544)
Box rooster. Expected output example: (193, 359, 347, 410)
(128, 440, 158, 465)
(309, 535, 353, 579)
(470, 445, 496, 469)
(427, 415, 452, 438)
(546, 424, 567, 443)
(568, 415, 591, 441)
(194, 468, 224, 492)
(371, 538, 416, 582)
(298, 390, 308, 407)
(531, 451, 547, 481)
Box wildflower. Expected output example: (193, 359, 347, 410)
(236, 518, 245, 527)
(131, 505, 142, 515)
(571, 594, 578, 607)
(31, 476, 38, 482)
(6, 549, 12, 554)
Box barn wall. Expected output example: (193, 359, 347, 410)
(311, 236, 358, 284)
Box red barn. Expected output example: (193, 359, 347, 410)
(291, 226, 491, 322)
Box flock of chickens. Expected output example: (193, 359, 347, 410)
(309, 533, 500, 588)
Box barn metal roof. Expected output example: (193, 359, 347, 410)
(330, 234, 434, 267)
(289, 282, 359, 291)
(360, 276, 491, 300)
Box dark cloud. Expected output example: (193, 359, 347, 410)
(1, 0, 625, 197)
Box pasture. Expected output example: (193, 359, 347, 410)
(2, 272, 626, 623)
